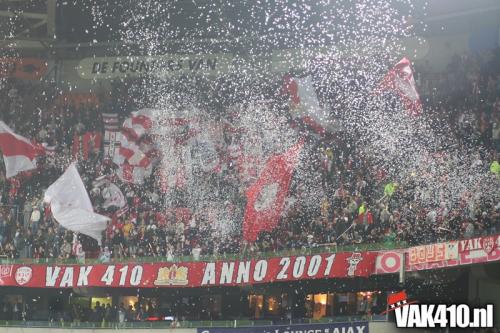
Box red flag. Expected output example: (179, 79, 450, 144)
(0, 121, 44, 178)
(243, 140, 304, 242)
(377, 57, 422, 116)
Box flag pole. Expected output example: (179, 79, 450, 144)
(336, 222, 355, 241)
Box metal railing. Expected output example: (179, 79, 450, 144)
(0, 241, 407, 265)
(0, 316, 387, 329)
(1, 229, 497, 266)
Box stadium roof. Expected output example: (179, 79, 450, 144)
(0, 0, 498, 52)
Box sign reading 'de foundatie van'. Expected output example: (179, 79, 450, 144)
(77, 54, 234, 79)
(0, 252, 376, 288)
(197, 322, 369, 333)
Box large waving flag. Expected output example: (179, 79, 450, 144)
(377, 57, 422, 116)
(122, 108, 156, 141)
(114, 109, 157, 184)
(283, 75, 336, 135)
(243, 140, 304, 242)
(113, 131, 153, 185)
(114, 131, 151, 168)
(117, 161, 152, 185)
(44, 163, 110, 244)
(0, 121, 43, 178)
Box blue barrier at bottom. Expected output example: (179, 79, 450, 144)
(197, 321, 369, 333)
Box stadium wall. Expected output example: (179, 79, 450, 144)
(468, 265, 500, 324)
(0, 329, 194, 333)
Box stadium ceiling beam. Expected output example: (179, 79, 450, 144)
(0, 18, 46, 47)
(15, 18, 46, 35)
(0, 10, 47, 20)
(0, 0, 56, 48)
(46, 0, 55, 38)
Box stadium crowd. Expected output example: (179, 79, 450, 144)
(0, 298, 178, 327)
(0, 49, 499, 262)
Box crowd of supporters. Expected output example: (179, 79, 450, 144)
(0, 298, 183, 327)
(0, 49, 499, 262)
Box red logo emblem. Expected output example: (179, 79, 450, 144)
(482, 237, 496, 254)
(381, 291, 418, 314)
(15, 266, 32, 285)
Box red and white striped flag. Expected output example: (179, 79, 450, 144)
(122, 109, 156, 141)
(117, 162, 152, 185)
(114, 109, 157, 185)
(0, 121, 44, 178)
(377, 57, 422, 116)
(139, 136, 161, 162)
(113, 131, 151, 168)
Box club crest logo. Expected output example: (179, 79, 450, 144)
(346, 252, 362, 276)
(154, 265, 189, 286)
(482, 236, 496, 254)
(15, 266, 32, 285)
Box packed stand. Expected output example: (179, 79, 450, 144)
(0, 50, 499, 262)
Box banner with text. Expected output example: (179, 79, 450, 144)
(407, 242, 459, 266)
(376, 234, 500, 274)
(77, 54, 234, 79)
(0, 251, 377, 288)
(197, 321, 369, 333)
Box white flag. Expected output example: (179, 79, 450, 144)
(283, 76, 341, 134)
(44, 163, 109, 244)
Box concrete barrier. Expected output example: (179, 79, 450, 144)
(0, 322, 424, 333)
(369, 321, 422, 333)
